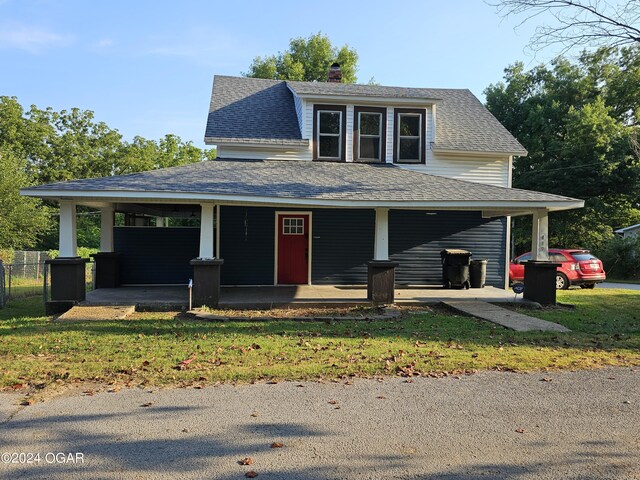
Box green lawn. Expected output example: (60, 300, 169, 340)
(0, 290, 638, 394)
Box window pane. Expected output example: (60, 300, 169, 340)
(319, 112, 341, 134)
(399, 115, 420, 136)
(360, 113, 380, 136)
(360, 136, 380, 160)
(399, 138, 419, 161)
(319, 135, 340, 158)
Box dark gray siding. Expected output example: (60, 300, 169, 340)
(114, 227, 200, 284)
(312, 209, 374, 284)
(389, 211, 506, 287)
(220, 206, 275, 285)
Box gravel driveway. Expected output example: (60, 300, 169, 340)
(1, 368, 638, 479)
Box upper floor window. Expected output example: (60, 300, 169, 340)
(313, 104, 346, 161)
(394, 108, 426, 164)
(354, 106, 386, 162)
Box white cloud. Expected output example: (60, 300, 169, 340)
(0, 23, 73, 54)
(92, 38, 114, 48)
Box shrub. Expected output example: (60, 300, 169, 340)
(597, 236, 640, 280)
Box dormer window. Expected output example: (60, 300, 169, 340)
(354, 106, 387, 162)
(313, 104, 346, 162)
(394, 108, 426, 164)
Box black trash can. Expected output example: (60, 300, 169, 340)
(470, 259, 488, 288)
(440, 249, 471, 289)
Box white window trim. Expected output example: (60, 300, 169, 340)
(316, 110, 343, 160)
(357, 111, 383, 162)
(397, 113, 422, 164)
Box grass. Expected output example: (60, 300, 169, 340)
(0, 290, 638, 396)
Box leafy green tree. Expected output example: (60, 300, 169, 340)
(485, 47, 640, 252)
(0, 147, 50, 249)
(244, 32, 359, 83)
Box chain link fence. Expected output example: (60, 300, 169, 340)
(1, 251, 96, 308)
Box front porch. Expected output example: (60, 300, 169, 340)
(83, 284, 521, 310)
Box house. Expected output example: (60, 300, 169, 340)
(21, 65, 584, 310)
(615, 224, 640, 239)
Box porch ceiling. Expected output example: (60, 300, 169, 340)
(21, 158, 584, 213)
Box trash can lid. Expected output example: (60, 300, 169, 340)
(470, 258, 489, 263)
(441, 249, 471, 255)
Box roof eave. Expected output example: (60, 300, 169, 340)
(287, 88, 443, 106)
(20, 188, 584, 212)
(204, 137, 309, 149)
(432, 146, 528, 158)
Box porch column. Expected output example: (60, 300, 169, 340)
(59, 200, 77, 258)
(368, 207, 397, 304)
(45, 199, 87, 314)
(190, 203, 223, 308)
(100, 205, 115, 252)
(524, 208, 559, 306)
(531, 208, 549, 261)
(199, 203, 215, 259)
(92, 204, 120, 289)
(374, 208, 389, 260)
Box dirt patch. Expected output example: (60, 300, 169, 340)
(55, 306, 135, 322)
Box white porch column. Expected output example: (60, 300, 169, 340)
(531, 209, 549, 261)
(59, 200, 77, 258)
(374, 208, 389, 261)
(199, 203, 215, 259)
(100, 206, 115, 252)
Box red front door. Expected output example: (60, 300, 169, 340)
(277, 214, 309, 284)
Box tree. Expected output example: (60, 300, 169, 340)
(244, 32, 359, 83)
(0, 147, 50, 249)
(492, 0, 640, 52)
(485, 46, 640, 252)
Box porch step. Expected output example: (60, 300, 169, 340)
(442, 300, 571, 332)
(55, 305, 135, 322)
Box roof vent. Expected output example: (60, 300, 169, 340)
(327, 63, 342, 83)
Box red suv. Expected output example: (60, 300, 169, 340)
(510, 249, 606, 290)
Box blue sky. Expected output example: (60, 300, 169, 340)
(0, 0, 559, 146)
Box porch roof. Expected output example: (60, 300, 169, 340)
(21, 158, 583, 213)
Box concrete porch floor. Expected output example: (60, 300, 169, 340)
(83, 284, 522, 309)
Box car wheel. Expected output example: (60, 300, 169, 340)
(556, 273, 569, 290)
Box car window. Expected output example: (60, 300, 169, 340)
(571, 253, 597, 261)
(516, 253, 532, 262)
(551, 253, 568, 262)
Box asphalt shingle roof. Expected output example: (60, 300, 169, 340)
(206, 76, 527, 155)
(26, 159, 577, 206)
(205, 76, 304, 144)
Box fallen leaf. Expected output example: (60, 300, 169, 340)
(20, 399, 33, 406)
(271, 442, 284, 448)
(174, 356, 196, 370)
(239, 457, 254, 465)
(10, 383, 25, 390)
(141, 360, 150, 367)
(245, 472, 258, 478)
(82, 390, 95, 396)
(515, 428, 526, 434)
(328, 400, 338, 405)
(140, 402, 153, 407)
(540, 377, 553, 382)
(376, 396, 386, 400)
(250, 411, 259, 417)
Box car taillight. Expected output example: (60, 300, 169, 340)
(570, 263, 579, 270)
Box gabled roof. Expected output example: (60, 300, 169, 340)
(205, 76, 307, 146)
(205, 75, 527, 156)
(23, 159, 581, 211)
(615, 223, 640, 233)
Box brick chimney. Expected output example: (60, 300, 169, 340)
(327, 62, 342, 83)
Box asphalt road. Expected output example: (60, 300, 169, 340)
(1, 368, 638, 480)
(598, 282, 640, 290)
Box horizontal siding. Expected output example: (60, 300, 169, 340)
(389, 210, 506, 287)
(220, 206, 275, 285)
(312, 209, 374, 284)
(217, 147, 311, 161)
(114, 227, 200, 284)
(400, 153, 510, 187)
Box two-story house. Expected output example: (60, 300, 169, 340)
(22, 65, 583, 311)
